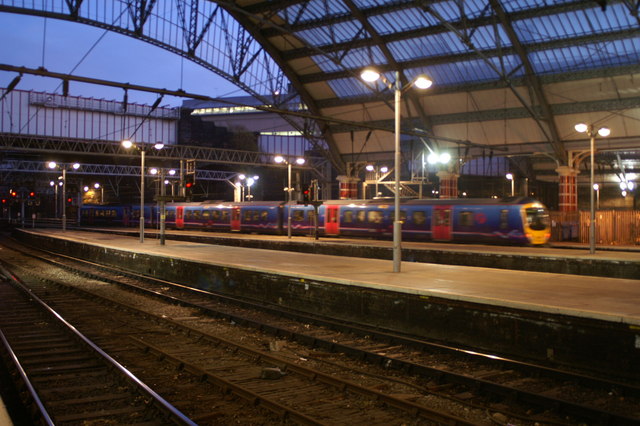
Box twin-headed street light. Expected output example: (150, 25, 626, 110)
(361, 67, 433, 273)
(574, 123, 610, 254)
(275, 155, 305, 239)
(122, 140, 164, 243)
(47, 161, 80, 231)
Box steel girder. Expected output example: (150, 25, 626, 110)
(0, 0, 343, 171)
(0, 159, 238, 181)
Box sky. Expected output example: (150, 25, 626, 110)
(0, 12, 245, 108)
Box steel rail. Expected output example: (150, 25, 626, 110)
(7, 239, 640, 425)
(0, 262, 197, 426)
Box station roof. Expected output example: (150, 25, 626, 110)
(225, 0, 640, 184)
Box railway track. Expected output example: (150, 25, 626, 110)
(0, 265, 194, 425)
(0, 239, 477, 425)
(2, 237, 639, 425)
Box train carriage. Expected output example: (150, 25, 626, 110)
(79, 204, 130, 227)
(79, 197, 550, 246)
(166, 202, 233, 231)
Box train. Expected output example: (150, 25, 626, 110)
(79, 197, 552, 246)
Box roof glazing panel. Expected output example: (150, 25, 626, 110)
(530, 39, 640, 74)
(500, 0, 576, 13)
(426, 0, 493, 21)
(312, 46, 387, 73)
(422, 55, 523, 86)
(513, 3, 636, 44)
(296, 20, 368, 46)
(279, 0, 350, 24)
(367, 7, 441, 35)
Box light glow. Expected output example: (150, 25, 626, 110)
(361, 68, 380, 82)
(574, 123, 588, 133)
(598, 127, 611, 137)
(414, 75, 433, 89)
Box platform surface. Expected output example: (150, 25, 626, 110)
(18, 229, 640, 326)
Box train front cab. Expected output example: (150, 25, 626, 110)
(522, 202, 551, 245)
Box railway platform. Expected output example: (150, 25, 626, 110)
(12, 228, 640, 382)
(78, 226, 639, 278)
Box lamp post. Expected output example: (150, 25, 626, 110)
(122, 140, 164, 243)
(49, 180, 60, 218)
(246, 175, 259, 201)
(574, 123, 610, 254)
(506, 173, 514, 196)
(94, 183, 103, 204)
(47, 161, 80, 231)
(361, 68, 433, 272)
(275, 155, 305, 239)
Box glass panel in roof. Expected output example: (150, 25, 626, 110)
(328, 77, 373, 98)
(368, 7, 440, 35)
(280, 0, 350, 24)
(311, 46, 387, 73)
(514, 4, 635, 43)
(423, 55, 523, 86)
(500, 0, 576, 13)
(427, 0, 492, 21)
(296, 20, 367, 46)
(530, 40, 640, 74)
(393, 32, 467, 59)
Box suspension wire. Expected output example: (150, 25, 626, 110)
(19, 8, 127, 134)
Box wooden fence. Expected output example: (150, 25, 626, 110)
(550, 210, 640, 245)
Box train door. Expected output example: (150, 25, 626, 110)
(176, 206, 184, 229)
(325, 205, 340, 235)
(231, 206, 241, 231)
(432, 205, 452, 241)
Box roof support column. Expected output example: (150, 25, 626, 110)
(436, 171, 459, 199)
(556, 166, 580, 212)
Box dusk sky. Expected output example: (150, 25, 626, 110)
(0, 12, 244, 107)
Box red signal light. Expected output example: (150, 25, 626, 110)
(29, 192, 35, 197)
(185, 182, 193, 188)
(10, 191, 16, 197)
(67, 197, 73, 203)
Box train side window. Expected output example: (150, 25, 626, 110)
(412, 211, 426, 225)
(293, 210, 304, 221)
(368, 210, 383, 224)
(193, 210, 201, 220)
(500, 209, 509, 229)
(390, 210, 407, 222)
(243, 210, 252, 221)
(460, 211, 474, 226)
(308, 210, 316, 222)
(260, 211, 268, 221)
(202, 210, 211, 220)
(185, 210, 192, 220)
(343, 210, 354, 223)
(253, 211, 261, 221)
(167, 210, 175, 220)
(356, 210, 366, 223)
(212, 210, 220, 221)
(222, 211, 230, 222)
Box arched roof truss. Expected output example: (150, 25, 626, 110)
(2, 0, 640, 179)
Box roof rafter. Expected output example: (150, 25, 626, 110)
(487, 0, 566, 164)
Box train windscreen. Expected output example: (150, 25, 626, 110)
(525, 207, 550, 231)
